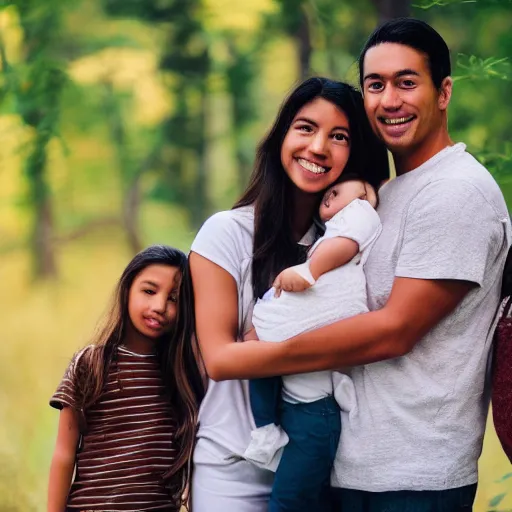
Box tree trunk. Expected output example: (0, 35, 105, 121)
(295, 7, 312, 80)
(190, 77, 209, 227)
(225, 41, 257, 193)
(16, 2, 64, 279)
(122, 145, 162, 254)
(102, 81, 143, 254)
(123, 178, 143, 255)
(371, 0, 411, 24)
(28, 134, 57, 278)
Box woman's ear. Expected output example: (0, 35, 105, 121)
(438, 76, 453, 111)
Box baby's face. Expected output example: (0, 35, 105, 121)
(319, 180, 377, 222)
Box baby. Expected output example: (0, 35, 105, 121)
(245, 177, 381, 509)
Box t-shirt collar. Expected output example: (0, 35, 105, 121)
(396, 143, 466, 180)
(298, 223, 317, 246)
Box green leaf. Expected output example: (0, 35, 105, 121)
(489, 492, 507, 507)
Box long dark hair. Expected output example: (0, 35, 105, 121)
(234, 77, 389, 299)
(74, 245, 205, 509)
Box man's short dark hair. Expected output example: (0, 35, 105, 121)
(359, 17, 451, 90)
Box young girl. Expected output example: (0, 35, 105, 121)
(47, 245, 205, 512)
(190, 77, 389, 511)
(245, 176, 380, 510)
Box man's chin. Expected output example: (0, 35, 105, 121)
(380, 134, 412, 153)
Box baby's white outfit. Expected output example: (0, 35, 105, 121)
(245, 198, 382, 470)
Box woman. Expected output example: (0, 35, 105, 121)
(190, 77, 389, 511)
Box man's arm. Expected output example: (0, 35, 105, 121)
(207, 276, 474, 380)
(279, 276, 474, 371)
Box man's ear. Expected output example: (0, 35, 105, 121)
(438, 76, 453, 111)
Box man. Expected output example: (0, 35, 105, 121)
(327, 17, 511, 510)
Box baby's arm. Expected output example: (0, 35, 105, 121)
(272, 236, 359, 297)
(47, 407, 80, 512)
(309, 236, 359, 281)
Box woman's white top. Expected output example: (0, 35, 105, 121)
(190, 206, 315, 474)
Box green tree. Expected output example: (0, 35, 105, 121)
(3, 0, 68, 278)
(103, 0, 211, 228)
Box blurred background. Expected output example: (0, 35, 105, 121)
(0, 0, 511, 510)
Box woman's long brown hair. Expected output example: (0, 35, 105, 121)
(234, 77, 389, 299)
(73, 245, 205, 510)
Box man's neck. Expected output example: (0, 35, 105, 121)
(394, 130, 454, 175)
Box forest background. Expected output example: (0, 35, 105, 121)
(0, 0, 511, 510)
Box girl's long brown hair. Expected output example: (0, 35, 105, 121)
(73, 245, 205, 510)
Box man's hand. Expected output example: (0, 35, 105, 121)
(273, 268, 312, 297)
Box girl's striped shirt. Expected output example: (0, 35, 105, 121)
(50, 345, 179, 511)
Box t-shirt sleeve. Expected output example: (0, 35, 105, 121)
(191, 210, 247, 286)
(319, 198, 382, 251)
(396, 180, 504, 286)
(49, 347, 90, 411)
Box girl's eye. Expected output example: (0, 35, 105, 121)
(401, 79, 415, 87)
(144, 289, 155, 295)
(332, 189, 337, 197)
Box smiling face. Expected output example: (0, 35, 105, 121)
(280, 97, 351, 195)
(362, 43, 452, 171)
(319, 180, 377, 222)
(126, 263, 181, 348)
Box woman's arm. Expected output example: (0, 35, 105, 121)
(47, 407, 79, 512)
(192, 248, 473, 381)
(190, 252, 242, 381)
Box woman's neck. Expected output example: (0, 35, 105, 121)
(291, 189, 318, 242)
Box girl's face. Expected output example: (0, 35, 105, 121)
(280, 97, 351, 195)
(319, 180, 377, 222)
(127, 264, 181, 342)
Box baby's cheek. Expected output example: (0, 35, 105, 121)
(319, 205, 330, 223)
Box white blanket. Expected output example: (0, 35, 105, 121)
(252, 199, 382, 404)
(245, 200, 381, 471)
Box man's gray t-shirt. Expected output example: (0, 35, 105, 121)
(333, 143, 511, 491)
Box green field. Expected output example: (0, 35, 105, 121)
(1, 230, 512, 511)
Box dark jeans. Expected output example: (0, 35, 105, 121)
(330, 483, 477, 512)
(250, 376, 282, 428)
(269, 396, 341, 512)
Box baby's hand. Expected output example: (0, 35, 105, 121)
(273, 267, 312, 297)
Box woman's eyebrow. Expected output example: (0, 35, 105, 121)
(294, 117, 349, 133)
(294, 116, 318, 126)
